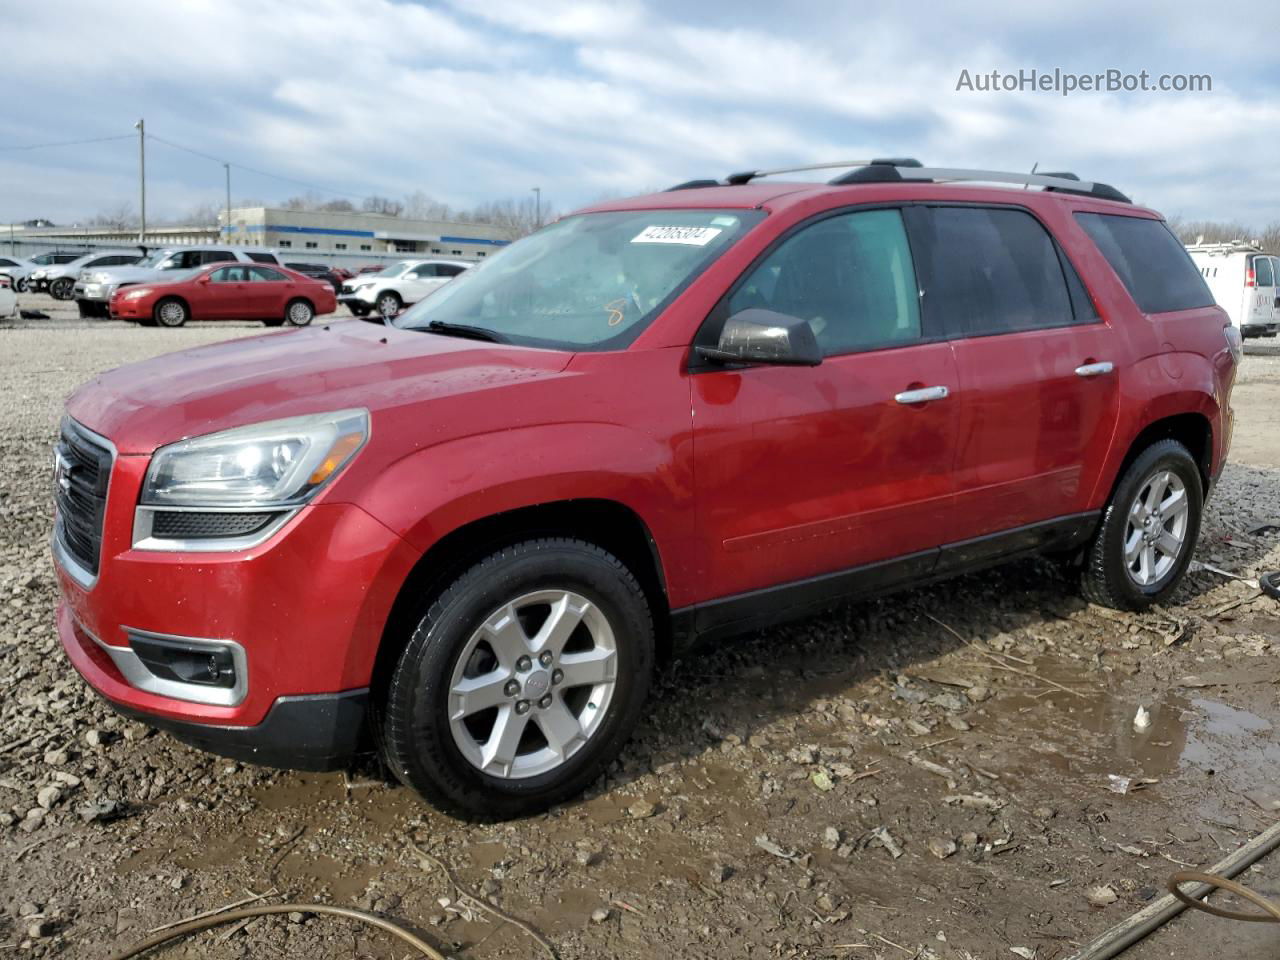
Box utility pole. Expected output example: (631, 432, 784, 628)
(135, 118, 146, 244)
(224, 163, 232, 244)
(532, 186, 541, 229)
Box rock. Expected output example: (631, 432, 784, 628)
(928, 692, 967, 712)
(946, 716, 972, 732)
(288, 911, 305, 924)
(18, 901, 41, 917)
(43, 748, 69, 766)
(959, 831, 980, 849)
(1033, 806, 1056, 820)
(27, 920, 54, 939)
(36, 785, 62, 809)
(788, 745, 818, 764)
(755, 834, 801, 862)
(811, 769, 835, 792)
(575, 848, 601, 867)
(822, 826, 841, 850)
(590, 907, 610, 924)
(928, 838, 957, 859)
(77, 798, 126, 823)
(967, 685, 992, 702)
(710, 862, 733, 884)
(1087, 885, 1119, 907)
(627, 800, 657, 820)
(85, 729, 106, 747)
(871, 826, 903, 859)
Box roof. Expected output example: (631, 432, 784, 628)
(577, 180, 1158, 219)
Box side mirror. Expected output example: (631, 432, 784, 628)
(197, 275, 210, 285)
(697, 308, 822, 367)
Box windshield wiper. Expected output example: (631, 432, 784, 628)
(420, 320, 507, 343)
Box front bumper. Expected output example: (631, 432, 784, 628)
(53, 446, 420, 769)
(339, 288, 377, 305)
(74, 282, 111, 303)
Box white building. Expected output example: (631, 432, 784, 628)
(219, 207, 512, 261)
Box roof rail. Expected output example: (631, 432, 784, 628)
(829, 163, 1131, 203)
(664, 159, 1131, 203)
(724, 158, 922, 186)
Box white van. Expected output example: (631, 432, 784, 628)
(1186, 242, 1278, 338)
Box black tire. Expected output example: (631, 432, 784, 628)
(379, 538, 655, 819)
(263, 317, 285, 327)
(284, 298, 314, 327)
(375, 290, 402, 317)
(50, 277, 74, 300)
(14, 277, 27, 293)
(1080, 439, 1203, 611)
(347, 304, 369, 317)
(153, 297, 188, 328)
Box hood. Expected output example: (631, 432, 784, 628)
(90, 265, 171, 286)
(66, 320, 574, 454)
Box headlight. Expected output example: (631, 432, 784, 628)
(1224, 324, 1243, 363)
(142, 409, 369, 507)
(32, 270, 46, 279)
(123, 288, 152, 300)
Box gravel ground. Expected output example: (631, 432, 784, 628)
(2, 295, 1280, 959)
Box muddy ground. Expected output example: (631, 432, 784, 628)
(2, 295, 1279, 960)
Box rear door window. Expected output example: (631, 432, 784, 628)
(912, 206, 1074, 336)
(1074, 213, 1214, 313)
(201, 250, 236, 265)
(727, 208, 921, 356)
(249, 266, 287, 282)
(1252, 255, 1275, 287)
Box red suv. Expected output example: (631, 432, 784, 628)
(52, 160, 1237, 817)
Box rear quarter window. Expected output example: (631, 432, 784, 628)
(1074, 213, 1214, 313)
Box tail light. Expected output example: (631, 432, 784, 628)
(0, 275, 10, 289)
(1224, 324, 1243, 363)
(1245, 267, 1256, 287)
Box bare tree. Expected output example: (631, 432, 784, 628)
(461, 196, 551, 239)
(90, 202, 138, 230)
(362, 195, 404, 217)
(402, 191, 454, 221)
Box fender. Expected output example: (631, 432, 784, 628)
(1089, 351, 1220, 505)
(352, 420, 699, 607)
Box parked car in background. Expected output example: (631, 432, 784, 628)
(0, 255, 36, 292)
(339, 259, 469, 316)
(0, 274, 17, 319)
(355, 264, 384, 275)
(109, 262, 336, 327)
(75, 246, 282, 317)
(24, 252, 84, 292)
(1186, 241, 1279, 337)
(52, 160, 1237, 818)
(284, 261, 343, 293)
(329, 266, 354, 281)
(41, 250, 144, 301)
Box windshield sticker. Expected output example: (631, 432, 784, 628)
(631, 225, 723, 246)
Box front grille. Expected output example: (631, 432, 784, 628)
(54, 420, 113, 578)
(150, 511, 277, 539)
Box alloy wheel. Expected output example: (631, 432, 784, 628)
(447, 589, 618, 779)
(1123, 470, 1189, 586)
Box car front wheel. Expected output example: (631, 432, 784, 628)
(375, 291, 402, 317)
(50, 277, 74, 300)
(379, 538, 655, 818)
(1080, 439, 1203, 610)
(284, 298, 314, 326)
(153, 297, 188, 328)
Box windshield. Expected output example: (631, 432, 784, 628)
(394, 209, 763, 350)
(369, 261, 412, 279)
(139, 250, 173, 268)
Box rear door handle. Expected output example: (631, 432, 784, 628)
(1075, 361, 1114, 377)
(894, 385, 949, 404)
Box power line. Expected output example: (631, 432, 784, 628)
(0, 133, 135, 151)
(145, 132, 368, 201)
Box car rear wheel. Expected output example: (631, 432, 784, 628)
(1080, 439, 1203, 610)
(153, 297, 188, 328)
(379, 538, 655, 818)
(284, 298, 314, 326)
(375, 291, 402, 317)
(50, 277, 74, 300)
(14, 277, 27, 293)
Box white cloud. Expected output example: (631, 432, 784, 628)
(0, 0, 1275, 226)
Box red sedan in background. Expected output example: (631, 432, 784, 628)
(110, 263, 338, 328)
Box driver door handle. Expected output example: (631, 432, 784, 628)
(894, 385, 949, 404)
(1075, 361, 1114, 377)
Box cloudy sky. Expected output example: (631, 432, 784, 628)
(2, 0, 1277, 227)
